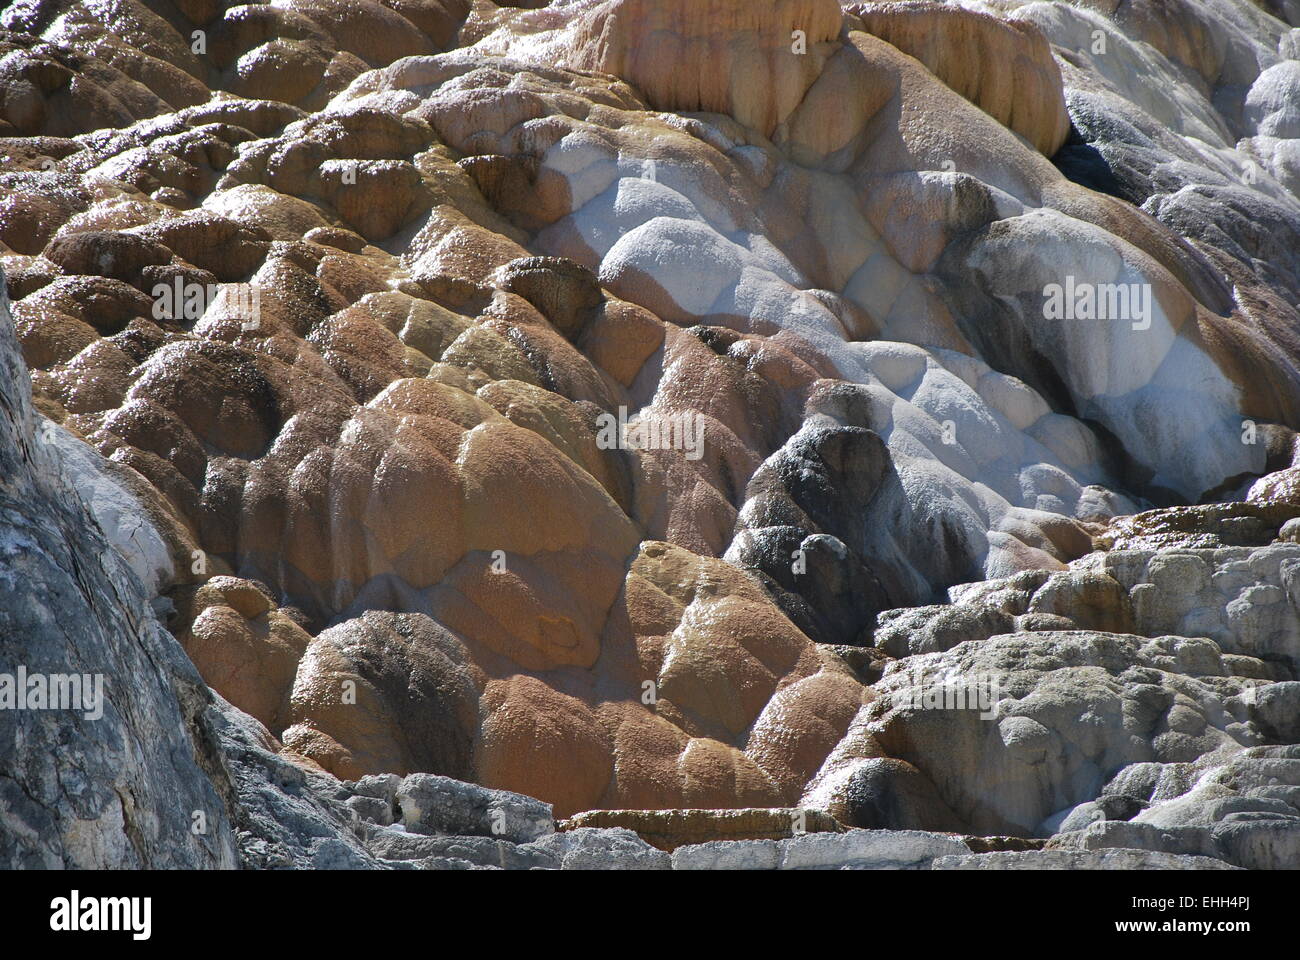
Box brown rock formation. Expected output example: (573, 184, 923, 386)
(847, 2, 1072, 155)
(6, 0, 1300, 830)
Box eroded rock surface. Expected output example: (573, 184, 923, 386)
(3, 0, 1300, 869)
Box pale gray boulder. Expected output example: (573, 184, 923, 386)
(368, 830, 560, 870)
(779, 829, 970, 870)
(1039, 801, 1108, 837)
(524, 828, 671, 870)
(1044, 746, 1300, 868)
(1101, 545, 1300, 673)
(672, 829, 969, 870)
(1212, 817, 1300, 870)
(672, 839, 784, 871)
(939, 543, 1300, 677)
(864, 630, 1270, 836)
(1249, 681, 1300, 741)
(1048, 820, 1220, 859)
(873, 604, 1016, 657)
(394, 773, 555, 843)
(932, 850, 1240, 870)
(1133, 748, 1300, 827)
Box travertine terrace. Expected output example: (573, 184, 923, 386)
(3, 0, 1300, 871)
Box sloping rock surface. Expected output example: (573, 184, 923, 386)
(2, 0, 1300, 869)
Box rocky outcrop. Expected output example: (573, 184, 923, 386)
(565, 0, 843, 138)
(847, 2, 1072, 156)
(0, 271, 394, 869)
(3, 0, 1300, 869)
(798, 497, 1300, 865)
(0, 276, 236, 868)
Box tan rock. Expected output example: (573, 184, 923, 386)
(848, 2, 1071, 156)
(176, 580, 310, 734)
(567, 0, 844, 137)
(477, 674, 613, 818)
(287, 611, 483, 778)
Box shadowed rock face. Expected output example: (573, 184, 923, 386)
(0, 279, 233, 868)
(3, 0, 1300, 867)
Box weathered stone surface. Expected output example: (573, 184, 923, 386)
(671, 838, 784, 871)
(560, 807, 844, 851)
(367, 830, 560, 870)
(394, 773, 555, 843)
(1048, 820, 1219, 859)
(210, 696, 382, 870)
(857, 629, 1272, 836)
(5, 0, 1300, 871)
(780, 828, 970, 870)
(873, 604, 1016, 658)
(525, 827, 672, 870)
(1211, 817, 1300, 871)
(932, 849, 1240, 870)
(0, 276, 237, 869)
(671, 828, 969, 870)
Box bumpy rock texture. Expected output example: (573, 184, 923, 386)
(3, 0, 1300, 869)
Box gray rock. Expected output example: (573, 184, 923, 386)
(1048, 820, 1219, 859)
(672, 839, 783, 871)
(345, 795, 393, 826)
(1103, 544, 1300, 672)
(42, 421, 175, 597)
(209, 697, 383, 869)
(1041, 794, 1146, 836)
(414, 856, 492, 871)
(351, 774, 402, 803)
(1135, 748, 1300, 829)
(1250, 785, 1300, 811)
(309, 838, 377, 870)
(368, 829, 559, 869)
(873, 604, 1016, 657)
(524, 828, 671, 870)
(1026, 570, 1133, 633)
(932, 849, 1240, 870)
(725, 422, 911, 646)
(1211, 817, 1300, 870)
(1251, 682, 1300, 742)
(864, 630, 1266, 836)
(0, 278, 237, 869)
(671, 827, 1002, 871)
(1040, 801, 1107, 836)
(395, 773, 554, 843)
(779, 829, 970, 869)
